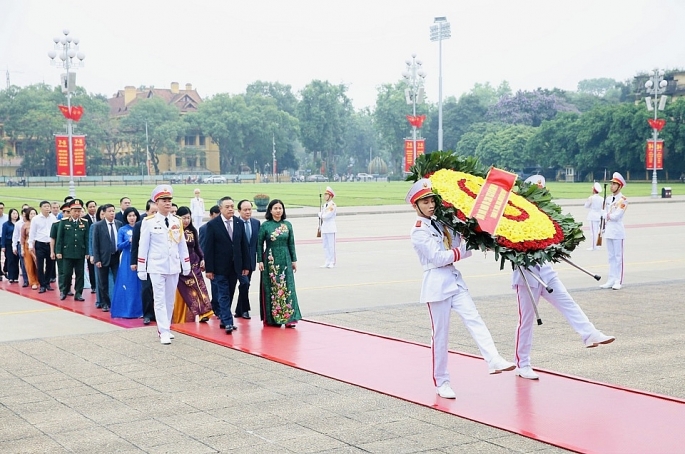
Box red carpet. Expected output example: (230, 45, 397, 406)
(4, 282, 685, 453)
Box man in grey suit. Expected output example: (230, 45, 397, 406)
(91, 204, 122, 312)
(235, 200, 260, 319)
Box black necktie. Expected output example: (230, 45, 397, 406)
(109, 223, 116, 251)
(165, 217, 169, 228)
(430, 219, 441, 234)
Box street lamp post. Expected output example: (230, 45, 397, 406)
(402, 54, 426, 167)
(272, 132, 277, 183)
(430, 17, 451, 151)
(48, 29, 85, 198)
(644, 69, 668, 199)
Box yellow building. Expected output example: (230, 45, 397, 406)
(107, 82, 220, 175)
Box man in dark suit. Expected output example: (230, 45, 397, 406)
(203, 196, 250, 334)
(199, 204, 221, 318)
(114, 197, 131, 224)
(131, 199, 157, 324)
(91, 204, 122, 312)
(235, 199, 260, 319)
(82, 200, 98, 293)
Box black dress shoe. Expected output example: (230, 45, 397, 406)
(22, 282, 29, 288)
(50, 278, 56, 283)
(143, 317, 151, 325)
(39, 288, 46, 294)
(91, 289, 96, 293)
(46, 286, 54, 291)
(59, 293, 66, 300)
(102, 306, 110, 312)
(67, 292, 74, 296)
(242, 312, 251, 319)
(225, 327, 233, 334)
(230, 325, 238, 331)
(199, 316, 209, 323)
(234, 313, 242, 318)
(95, 302, 102, 309)
(219, 323, 226, 329)
(74, 296, 85, 301)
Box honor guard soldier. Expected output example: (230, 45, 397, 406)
(137, 185, 191, 345)
(600, 172, 627, 290)
(407, 178, 514, 399)
(584, 182, 604, 250)
(318, 186, 337, 268)
(55, 199, 88, 301)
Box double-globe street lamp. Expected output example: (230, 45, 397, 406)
(430, 16, 451, 151)
(402, 54, 426, 168)
(48, 29, 85, 198)
(644, 69, 668, 199)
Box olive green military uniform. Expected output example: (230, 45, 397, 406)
(55, 216, 89, 299)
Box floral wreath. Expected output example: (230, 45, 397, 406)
(408, 152, 584, 269)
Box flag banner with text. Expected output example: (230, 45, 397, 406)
(645, 139, 664, 170)
(55, 135, 87, 177)
(469, 167, 518, 235)
(403, 139, 426, 172)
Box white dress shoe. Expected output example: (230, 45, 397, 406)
(436, 382, 456, 399)
(169, 333, 175, 339)
(599, 281, 614, 289)
(611, 283, 622, 290)
(319, 264, 329, 268)
(515, 366, 539, 380)
(160, 333, 171, 345)
(586, 247, 595, 251)
(326, 264, 335, 268)
(585, 332, 615, 348)
(488, 356, 516, 374)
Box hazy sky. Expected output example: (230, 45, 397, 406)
(2, 0, 685, 109)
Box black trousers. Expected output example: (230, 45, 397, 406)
(3, 245, 19, 281)
(97, 256, 119, 308)
(87, 260, 97, 292)
(34, 242, 54, 289)
(236, 271, 253, 314)
(141, 275, 155, 320)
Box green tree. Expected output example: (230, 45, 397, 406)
(474, 124, 537, 169)
(297, 80, 352, 176)
(120, 98, 185, 175)
(373, 81, 420, 173)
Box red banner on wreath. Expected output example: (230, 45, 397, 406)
(55, 135, 87, 177)
(469, 167, 518, 235)
(403, 139, 426, 172)
(645, 140, 664, 170)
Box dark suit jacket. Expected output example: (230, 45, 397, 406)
(203, 215, 250, 276)
(239, 217, 260, 272)
(92, 219, 123, 267)
(130, 219, 143, 267)
(198, 222, 209, 256)
(114, 210, 125, 225)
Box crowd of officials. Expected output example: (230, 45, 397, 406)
(0, 185, 305, 344)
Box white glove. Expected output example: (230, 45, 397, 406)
(137, 271, 147, 281)
(182, 268, 191, 276)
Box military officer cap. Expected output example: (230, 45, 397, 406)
(325, 186, 335, 198)
(593, 182, 601, 194)
(405, 178, 435, 205)
(60, 202, 70, 210)
(524, 174, 546, 188)
(611, 172, 626, 187)
(151, 185, 173, 202)
(69, 199, 84, 209)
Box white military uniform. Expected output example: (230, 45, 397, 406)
(584, 183, 604, 250)
(512, 264, 605, 368)
(138, 212, 190, 338)
(319, 187, 337, 268)
(190, 195, 205, 227)
(411, 216, 507, 387)
(603, 190, 627, 287)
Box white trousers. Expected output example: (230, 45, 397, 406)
(192, 216, 204, 228)
(514, 276, 598, 368)
(605, 238, 624, 285)
(150, 273, 180, 335)
(322, 233, 336, 266)
(589, 220, 600, 249)
(427, 291, 499, 387)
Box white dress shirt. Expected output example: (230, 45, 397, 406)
(28, 213, 57, 249)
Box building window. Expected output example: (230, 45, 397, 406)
(199, 135, 206, 146)
(175, 156, 182, 167)
(200, 156, 207, 168)
(186, 157, 197, 168)
(184, 135, 196, 146)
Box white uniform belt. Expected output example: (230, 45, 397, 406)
(423, 263, 452, 271)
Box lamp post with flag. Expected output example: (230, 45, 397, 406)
(48, 29, 85, 198)
(644, 69, 668, 199)
(402, 54, 426, 172)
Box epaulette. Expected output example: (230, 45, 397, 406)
(144, 214, 155, 220)
(415, 220, 422, 228)
(174, 214, 182, 219)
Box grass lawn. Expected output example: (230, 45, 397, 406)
(0, 180, 681, 210)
